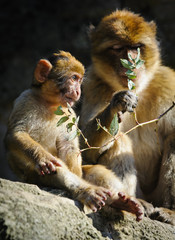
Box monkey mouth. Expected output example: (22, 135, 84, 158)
(64, 96, 76, 106)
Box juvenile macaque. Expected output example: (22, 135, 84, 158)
(80, 10, 175, 225)
(5, 51, 143, 219)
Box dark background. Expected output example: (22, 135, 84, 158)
(1, 0, 175, 180)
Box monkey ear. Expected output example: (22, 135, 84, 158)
(149, 21, 157, 34)
(34, 59, 52, 83)
(88, 24, 96, 38)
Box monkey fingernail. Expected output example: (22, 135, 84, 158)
(118, 192, 125, 199)
(92, 207, 97, 212)
(107, 191, 112, 197)
(136, 215, 143, 221)
(101, 201, 105, 206)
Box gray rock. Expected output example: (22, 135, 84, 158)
(0, 178, 175, 240)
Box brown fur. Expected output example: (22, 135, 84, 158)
(80, 10, 175, 225)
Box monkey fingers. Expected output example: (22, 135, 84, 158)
(96, 188, 112, 201)
(79, 187, 111, 212)
(111, 192, 144, 221)
(50, 158, 62, 167)
(37, 160, 60, 175)
(112, 90, 138, 113)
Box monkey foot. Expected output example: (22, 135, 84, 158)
(111, 192, 143, 221)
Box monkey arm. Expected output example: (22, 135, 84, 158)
(81, 104, 119, 164)
(81, 90, 138, 148)
(5, 130, 61, 174)
(82, 103, 114, 146)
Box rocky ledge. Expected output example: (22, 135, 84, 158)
(0, 178, 175, 240)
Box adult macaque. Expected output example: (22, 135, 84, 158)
(80, 10, 175, 225)
(5, 51, 143, 220)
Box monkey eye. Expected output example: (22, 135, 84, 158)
(112, 45, 124, 51)
(71, 74, 83, 83)
(71, 75, 78, 80)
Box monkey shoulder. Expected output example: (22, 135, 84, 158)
(81, 74, 114, 125)
(8, 89, 57, 133)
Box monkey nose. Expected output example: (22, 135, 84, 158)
(74, 89, 81, 100)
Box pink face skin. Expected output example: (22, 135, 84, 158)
(60, 73, 83, 107)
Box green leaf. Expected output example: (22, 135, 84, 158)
(72, 117, 76, 123)
(135, 48, 140, 63)
(75, 116, 80, 125)
(54, 106, 64, 115)
(97, 123, 100, 131)
(128, 53, 134, 62)
(67, 102, 72, 114)
(126, 70, 137, 79)
(135, 59, 145, 69)
(120, 59, 134, 70)
(109, 113, 119, 136)
(66, 122, 74, 133)
(57, 116, 69, 127)
(72, 116, 79, 125)
(128, 80, 136, 90)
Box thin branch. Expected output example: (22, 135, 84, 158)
(80, 101, 175, 153)
(158, 101, 175, 119)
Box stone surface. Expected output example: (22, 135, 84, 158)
(0, 178, 175, 240)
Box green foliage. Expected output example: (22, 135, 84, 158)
(54, 106, 64, 115)
(55, 104, 80, 141)
(109, 113, 119, 136)
(120, 59, 134, 70)
(120, 48, 144, 90)
(57, 116, 69, 127)
(66, 123, 74, 133)
(107, 48, 145, 137)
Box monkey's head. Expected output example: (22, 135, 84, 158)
(89, 10, 160, 91)
(33, 51, 85, 107)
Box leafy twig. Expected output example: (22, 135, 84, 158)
(120, 48, 144, 91)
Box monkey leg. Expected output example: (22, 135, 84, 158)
(139, 198, 175, 226)
(33, 163, 111, 212)
(82, 164, 144, 221)
(149, 207, 175, 226)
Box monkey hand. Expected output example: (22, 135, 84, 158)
(36, 155, 62, 176)
(111, 90, 138, 114)
(76, 186, 112, 212)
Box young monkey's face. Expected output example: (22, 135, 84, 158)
(54, 72, 83, 107)
(34, 51, 84, 108)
